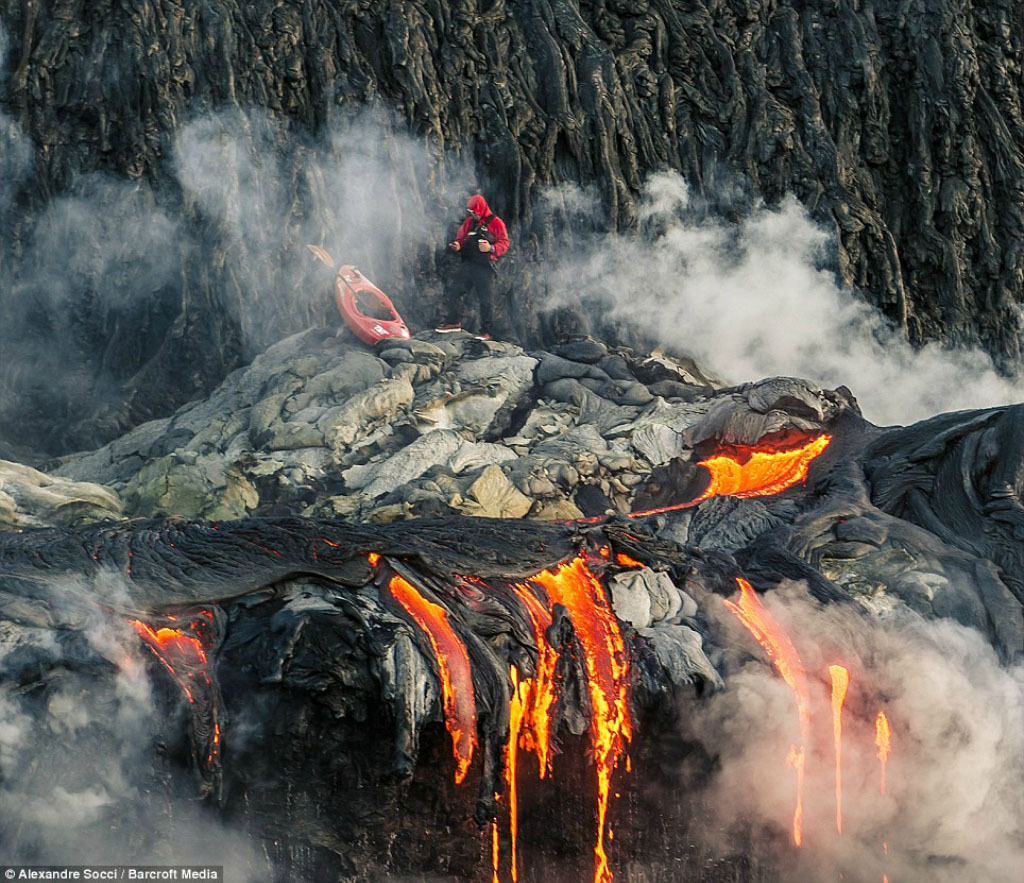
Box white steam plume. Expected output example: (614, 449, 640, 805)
(173, 105, 475, 354)
(543, 173, 1023, 426)
(690, 582, 1024, 882)
(0, 573, 265, 877)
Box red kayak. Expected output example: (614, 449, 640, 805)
(333, 265, 411, 345)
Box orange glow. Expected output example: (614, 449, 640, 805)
(388, 574, 477, 784)
(615, 553, 644, 568)
(631, 435, 832, 517)
(131, 619, 209, 704)
(130, 612, 220, 764)
(875, 712, 891, 794)
(829, 664, 850, 834)
(368, 551, 381, 566)
(532, 555, 632, 883)
(505, 667, 531, 882)
(492, 820, 501, 883)
(509, 581, 558, 777)
(724, 578, 811, 847)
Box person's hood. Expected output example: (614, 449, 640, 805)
(467, 194, 491, 218)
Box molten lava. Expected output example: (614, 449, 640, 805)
(829, 664, 850, 834)
(509, 580, 559, 777)
(875, 711, 891, 795)
(631, 434, 832, 517)
(131, 618, 210, 703)
(387, 574, 477, 784)
(492, 821, 501, 883)
(723, 578, 811, 847)
(504, 666, 531, 882)
(130, 610, 222, 793)
(532, 554, 632, 883)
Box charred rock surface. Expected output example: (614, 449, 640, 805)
(1, 0, 1023, 454)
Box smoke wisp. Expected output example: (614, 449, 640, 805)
(542, 173, 1022, 426)
(0, 571, 266, 876)
(687, 581, 1024, 882)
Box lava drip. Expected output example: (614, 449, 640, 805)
(509, 580, 559, 777)
(531, 554, 632, 883)
(875, 711, 891, 794)
(876, 711, 893, 881)
(828, 664, 850, 834)
(723, 577, 811, 847)
(130, 609, 223, 798)
(631, 434, 832, 517)
(386, 572, 477, 784)
(503, 666, 530, 882)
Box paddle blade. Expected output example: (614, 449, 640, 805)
(306, 244, 336, 268)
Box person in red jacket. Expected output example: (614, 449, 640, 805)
(441, 194, 510, 335)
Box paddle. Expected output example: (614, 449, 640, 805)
(306, 244, 336, 269)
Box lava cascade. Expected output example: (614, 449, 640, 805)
(829, 664, 850, 834)
(723, 577, 811, 846)
(531, 554, 633, 883)
(875, 711, 891, 794)
(385, 572, 477, 784)
(130, 610, 222, 797)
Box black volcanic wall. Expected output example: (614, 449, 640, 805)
(1, 0, 1023, 455)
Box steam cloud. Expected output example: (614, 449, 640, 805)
(688, 582, 1024, 882)
(542, 173, 1022, 426)
(172, 105, 475, 354)
(0, 102, 476, 453)
(0, 571, 265, 876)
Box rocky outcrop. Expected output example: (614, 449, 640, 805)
(1, 0, 1022, 455)
(51, 326, 844, 526)
(0, 458, 123, 529)
(43, 324, 1022, 662)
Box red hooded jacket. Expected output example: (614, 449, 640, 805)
(455, 194, 510, 262)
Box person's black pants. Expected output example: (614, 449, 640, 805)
(445, 261, 494, 333)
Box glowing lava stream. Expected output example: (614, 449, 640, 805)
(509, 581, 559, 777)
(130, 612, 221, 768)
(531, 555, 632, 883)
(723, 578, 811, 847)
(131, 619, 209, 702)
(875, 711, 891, 794)
(504, 666, 531, 882)
(829, 664, 850, 834)
(387, 574, 477, 784)
(630, 434, 832, 517)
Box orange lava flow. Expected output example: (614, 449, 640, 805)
(130, 613, 220, 764)
(532, 555, 632, 883)
(509, 582, 558, 777)
(630, 434, 832, 517)
(615, 553, 644, 568)
(875, 711, 891, 795)
(829, 664, 850, 834)
(492, 820, 501, 883)
(388, 574, 477, 784)
(723, 578, 811, 847)
(130, 619, 209, 703)
(505, 667, 531, 882)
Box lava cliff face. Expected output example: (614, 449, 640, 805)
(1, 0, 1023, 455)
(2, 326, 1022, 881)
